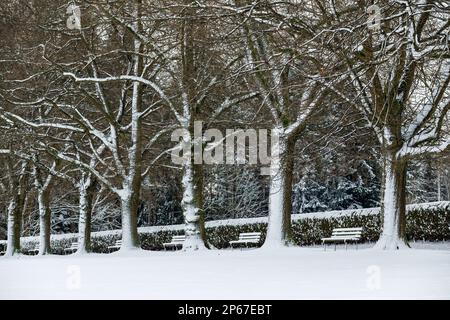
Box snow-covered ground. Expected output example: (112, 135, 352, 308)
(1, 244, 449, 300)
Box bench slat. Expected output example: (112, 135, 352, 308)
(228, 232, 262, 248)
(321, 227, 363, 245)
(332, 232, 362, 234)
(328, 235, 362, 238)
(230, 240, 260, 244)
(235, 236, 259, 238)
(332, 232, 362, 236)
(322, 235, 361, 239)
(163, 235, 186, 249)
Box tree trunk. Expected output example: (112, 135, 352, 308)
(437, 167, 441, 201)
(181, 155, 207, 251)
(119, 191, 141, 250)
(5, 194, 25, 256)
(5, 161, 27, 256)
(76, 176, 95, 254)
(38, 189, 52, 255)
(177, 0, 207, 251)
(375, 152, 409, 250)
(116, 0, 142, 252)
(263, 130, 295, 248)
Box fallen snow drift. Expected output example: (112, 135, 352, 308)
(1, 246, 449, 299)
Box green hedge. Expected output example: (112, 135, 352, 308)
(2, 203, 449, 254)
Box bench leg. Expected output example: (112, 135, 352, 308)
(345, 241, 347, 251)
(334, 243, 337, 251)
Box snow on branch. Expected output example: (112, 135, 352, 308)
(398, 138, 450, 158)
(63, 72, 184, 124)
(0, 109, 84, 133)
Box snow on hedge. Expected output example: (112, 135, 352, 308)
(207, 201, 449, 227)
(1, 201, 448, 246)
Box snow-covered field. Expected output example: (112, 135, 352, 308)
(1, 244, 449, 300)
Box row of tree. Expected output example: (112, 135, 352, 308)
(0, 0, 448, 255)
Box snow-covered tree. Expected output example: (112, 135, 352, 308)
(234, 2, 334, 247)
(1, 156, 28, 256)
(1, 0, 169, 251)
(90, 1, 260, 250)
(312, 0, 450, 249)
(32, 159, 57, 255)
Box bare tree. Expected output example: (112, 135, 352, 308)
(234, 1, 331, 247)
(2, 156, 28, 256)
(312, 0, 450, 249)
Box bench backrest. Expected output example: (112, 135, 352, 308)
(115, 240, 122, 246)
(171, 235, 186, 243)
(70, 242, 79, 249)
(238, 232, 261, 241)
(331, 227, 363, 238)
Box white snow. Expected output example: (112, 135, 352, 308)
(0, 246, 449, 299)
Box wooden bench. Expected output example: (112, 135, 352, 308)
(321, 227, 363, 250)
(64, 242, 78, 254)
(107, 240, 122, 252)
(163, 235, 185, 250)
(229, 232, 262, 248)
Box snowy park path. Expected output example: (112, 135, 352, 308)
(1, 247, 449, 299)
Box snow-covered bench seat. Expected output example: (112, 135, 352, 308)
(229, 232, 262, 248)
(107, 240, 122, 252)
(64, 242, 78, 254)
(321, 227, 363, 250)
(163, 235, 185, 250)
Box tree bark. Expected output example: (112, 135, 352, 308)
(181, 153, 207, 251)
(119, 190, 141, 250)
(375, 151, 409, 250)
(76, 175, 95, 254)
(38, 188, 52, 255)
(177, 0, 208, 251)
(5, 161, 27, 256)
(263, 130, 295, 248)
(5, 192, 25, 256)
(116, 0, 143, 252)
